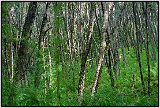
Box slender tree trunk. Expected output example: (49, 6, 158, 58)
(4, 39, 10, 78)
(107, 46, 115, 87)
(8, 40, 15, 106)
(8, 9, 16, 105)
(42, 43, 47, 97)
(91, 2, 114, 96)
(133, 2, 146, 93)
(78, 3, 96, 103)
(57, 65, 61, 106)
(35, 2, 50, 88)
(143, 2, 151, 95)
(113, 31, 120, 78)
(111, 5, 120, 77)
(120, 16, 126, 67)
(48, 49, 52, 88)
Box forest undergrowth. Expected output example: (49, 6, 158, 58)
(2, 47, 158, 106)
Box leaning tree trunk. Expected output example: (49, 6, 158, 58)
(91, 2, 113, 96)
(17, 2, 37, 86)
(78, 2, 96, 103)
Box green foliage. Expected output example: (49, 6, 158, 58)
(2, 46, 158, 106)
(2, 1, 158, 107)
(2, 77, 11, 106)
(2, 2, 8, 15)
(53, 3, 64, 28)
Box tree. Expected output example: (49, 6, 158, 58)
(1, 2, 158, 106)
(17, 2, 37, 86)
(143, 2, 151, 95)
(91, 2, 114, 96)
(78, 2, 96, 103)
(34, 2, 51, 89)
(132, 2, 146, 93)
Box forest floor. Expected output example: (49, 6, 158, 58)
(2, 47, 158, 106)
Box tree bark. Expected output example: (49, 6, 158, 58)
(143, 2, 151, 95)
(132, 2, 146, 93)
(35, 2, 50, 88)
(91, 2, 113, 96)
(78, 2, 96, 103)
(17, 2, 37, 85)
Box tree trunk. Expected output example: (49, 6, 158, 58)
(143, 2, 151, 95)
(35, 2, 50, 88)
(91, 2, 113, 96)
(17, 2, 37, 86)
(78, 2, 96, 103)
(132, 2, 146, 93)
(107, 46, 114, 87)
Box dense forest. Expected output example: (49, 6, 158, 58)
(1, 2, 158, 106)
